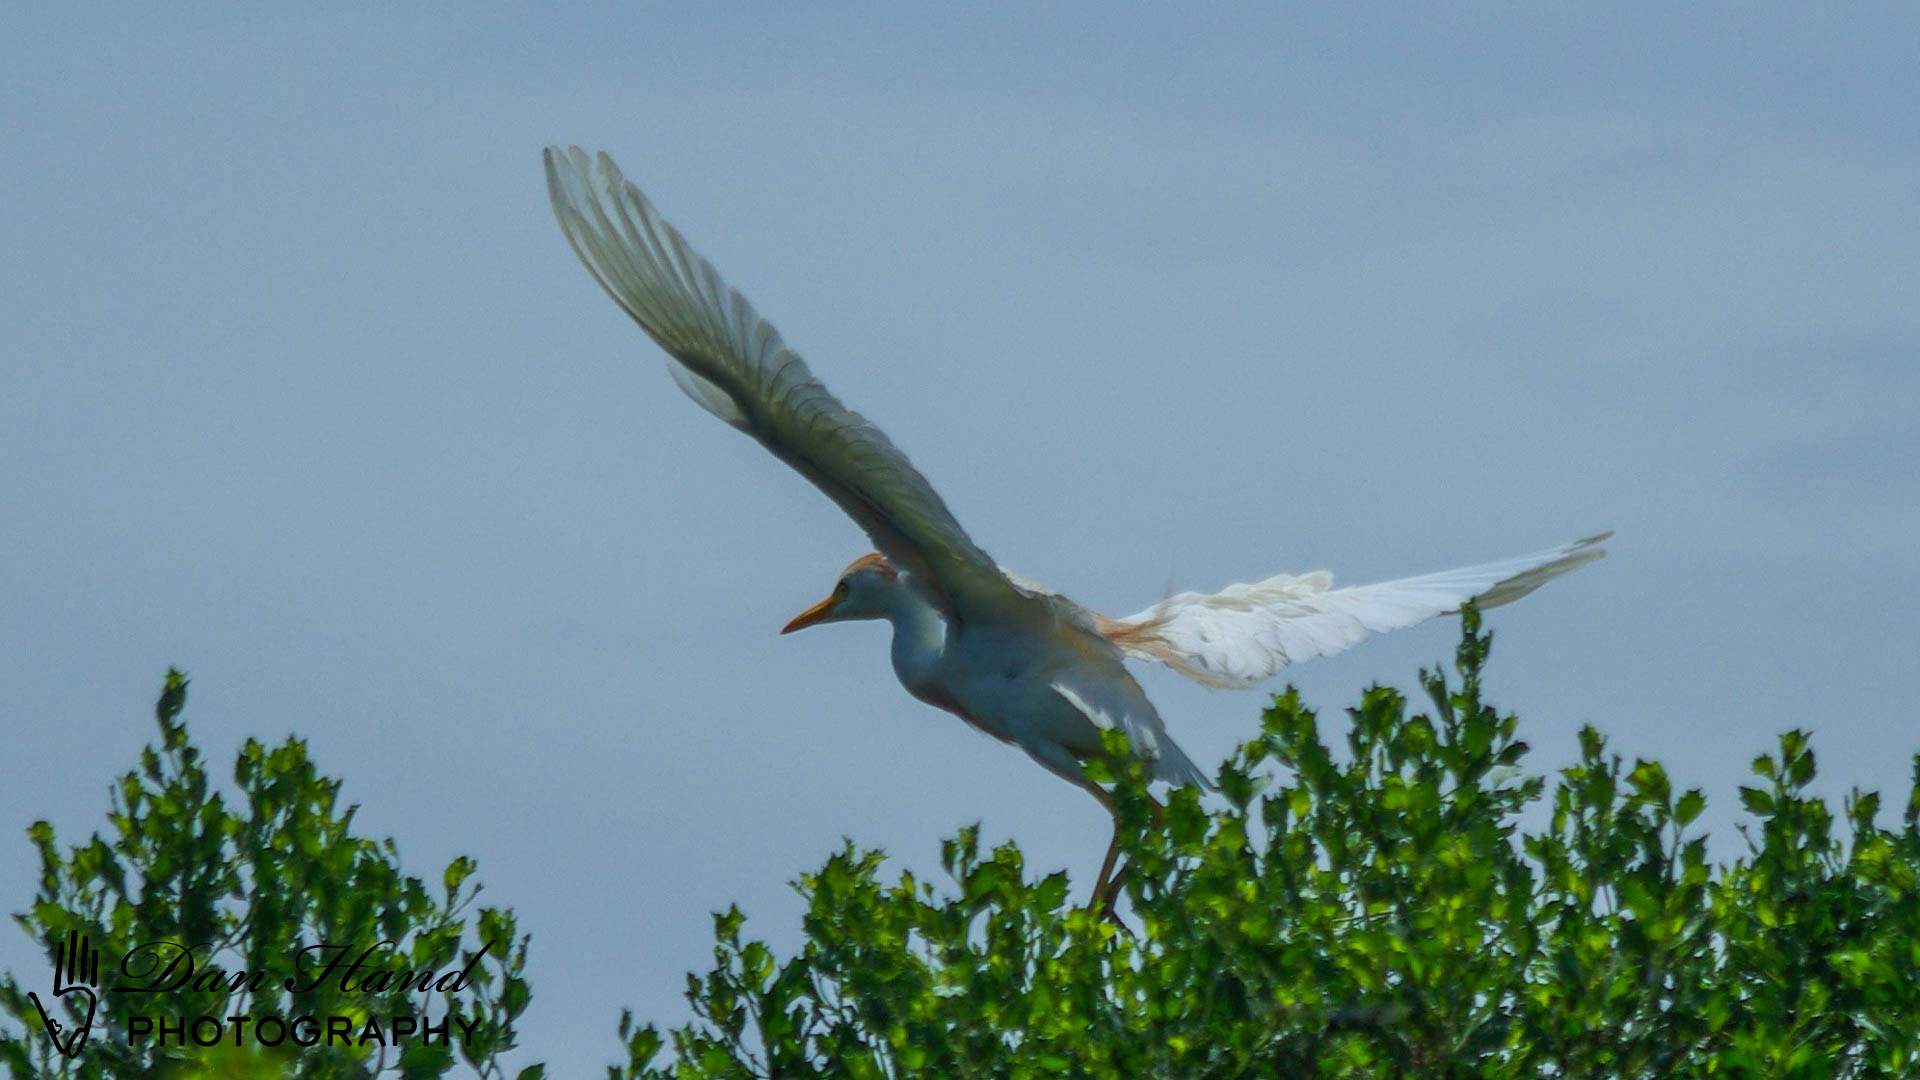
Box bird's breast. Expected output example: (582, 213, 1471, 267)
(891, 623, 1027, 743)
(918, 628, 1095, 745)
(888, 612, 948, 691)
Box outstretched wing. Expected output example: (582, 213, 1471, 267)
(1103, 533, 1610, 688)
(544, 147, 1030, 620)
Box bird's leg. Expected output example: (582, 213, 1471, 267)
(1088, 826, 1123, 913)
(1070, 770, 1165, 923)
(1081, 783, 1124, 917)
(1098, 858, 1131, 915)
(1095, 795, 1164, 921)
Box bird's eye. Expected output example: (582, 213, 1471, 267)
(834, 580, 850, 597)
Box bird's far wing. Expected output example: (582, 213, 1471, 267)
(544, 147, 1029, 619)
(1103, 533, 1611, 688)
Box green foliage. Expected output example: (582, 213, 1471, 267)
(10, 619, 1919, 1077)
(0, 671, 538, 1079)
(611, 609, 1920, 1078)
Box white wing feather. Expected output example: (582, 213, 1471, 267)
(1109, 533, 1611, 688)
(544, 147, 1029, 619)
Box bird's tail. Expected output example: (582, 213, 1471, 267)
(1151, 739, 1216, 792)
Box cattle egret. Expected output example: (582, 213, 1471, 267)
(542, 147, 1609, 912)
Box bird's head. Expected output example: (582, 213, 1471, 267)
(780, 553, 900, 634)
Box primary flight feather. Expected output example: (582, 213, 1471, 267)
(542, 146, 1608, 911)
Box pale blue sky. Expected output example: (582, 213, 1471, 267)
(4, 6, 1917, 1074)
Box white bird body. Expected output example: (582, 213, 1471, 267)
(541, 145, 1607, 903)
(837, 559, 1208, 790)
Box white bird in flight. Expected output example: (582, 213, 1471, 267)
(543, 146, 1608, 910)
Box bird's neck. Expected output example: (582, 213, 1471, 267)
(883, 581, 950, 686)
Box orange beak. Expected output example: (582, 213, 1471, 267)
(780, 594, 840, 635)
